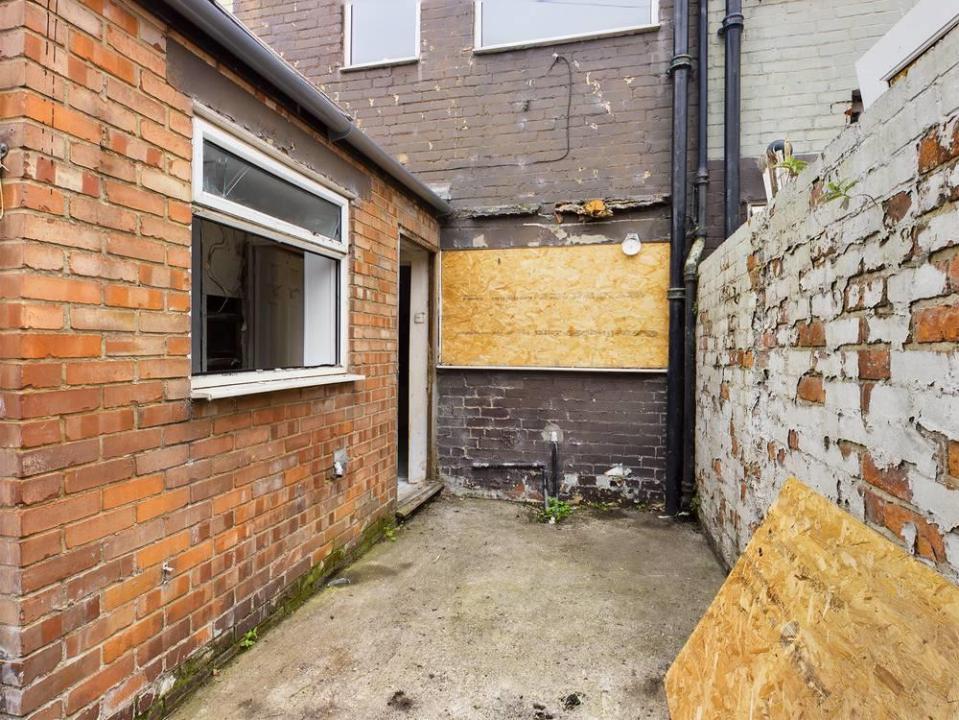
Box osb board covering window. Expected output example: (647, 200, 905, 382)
(666, 478, 959, 719)
(440, 243, 669, 369)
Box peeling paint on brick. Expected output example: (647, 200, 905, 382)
(696, 27, 959, 586)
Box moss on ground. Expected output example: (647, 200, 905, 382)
(133, 514, 395, 720)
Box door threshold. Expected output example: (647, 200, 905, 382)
(396, 482, 443, 522)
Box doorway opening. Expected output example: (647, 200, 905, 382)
(398, 263, 411, 483)
(397, 240, 432, 506)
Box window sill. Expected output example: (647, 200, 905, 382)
(191, 372, 365, 400)
(473, 23, 660, 55)
(341, 56, 419, 72)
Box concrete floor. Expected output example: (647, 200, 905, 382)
(171, 496, 725, 720)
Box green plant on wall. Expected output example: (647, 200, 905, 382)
(776, 156, 808, 177)
(820, 177, 880, 211)
(823, 178, 858, 203)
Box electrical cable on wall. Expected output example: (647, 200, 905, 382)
(442, 55, 573, 172)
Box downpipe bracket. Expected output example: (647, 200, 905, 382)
(667, 287, 687, 301)
(668, 53, 694, 75)
(718, 12, 744, 35)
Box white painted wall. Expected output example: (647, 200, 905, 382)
(707, 0, 916, 162)
(696, 25, 959, 584)
(856, 0, 959, 107)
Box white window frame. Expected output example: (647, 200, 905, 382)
(191, 115, 359, 401)
(855, 0, 959, 109)
(473, 0, 660, 54)
(343, 1, 421, 71)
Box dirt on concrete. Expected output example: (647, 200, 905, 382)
(170, 495, 725, 720)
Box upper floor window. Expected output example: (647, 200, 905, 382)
(344, 0, 420, 70)
(191, 117, 352, 399)
(474, 0, 659, 52)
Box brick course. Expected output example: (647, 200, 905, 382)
(695, 27, 959, 584)
(234, 0, 678, 213)
(705, 0, 914, 162)
(0, 1, 439, 718)
(438, 370, 667, 504)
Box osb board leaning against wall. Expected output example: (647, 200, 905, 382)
(440, 243, 669, 369)
(666, 478, 959, 719)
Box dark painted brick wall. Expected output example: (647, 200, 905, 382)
(233, 0, 686, 216)
(234, 0, 690, 503)
(438, 370, 667, 503)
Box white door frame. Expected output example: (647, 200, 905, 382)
(400, 239, 431, 484)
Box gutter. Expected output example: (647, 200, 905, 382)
(156, 0, 452, 217)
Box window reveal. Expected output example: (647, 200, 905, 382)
(191, 117, 349, 387)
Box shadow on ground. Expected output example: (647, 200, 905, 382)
(171, 495, 725, 720)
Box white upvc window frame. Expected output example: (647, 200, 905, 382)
(473, 0, 660, 54)
(855, 0, 959, 109)
(342, 1, 421, 71)
(191, 115, 359, 401)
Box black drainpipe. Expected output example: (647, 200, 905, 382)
(665, 0, 693, 516)
(682, 0, 710, 505)
(721, 0, 744, 237)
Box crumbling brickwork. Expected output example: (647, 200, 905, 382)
(0, 1, 438, 718)
(695, 27, 959, 584)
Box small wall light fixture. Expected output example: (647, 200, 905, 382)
(621, 233, 642, 256)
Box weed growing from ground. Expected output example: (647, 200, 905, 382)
(538, 497, 573, 524)
(240, 629, 258, 649)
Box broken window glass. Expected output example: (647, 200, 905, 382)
(478, 0, 654, 49)
(202, 140, 342, 241)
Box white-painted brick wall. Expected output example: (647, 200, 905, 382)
(696, 25, 959, 585)
(707, 0, 916, 162)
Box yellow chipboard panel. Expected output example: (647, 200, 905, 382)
(440, 243, 669, 369)
(666, 478, 959, 719)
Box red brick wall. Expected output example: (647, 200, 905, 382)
(0, 1, 439, 718)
